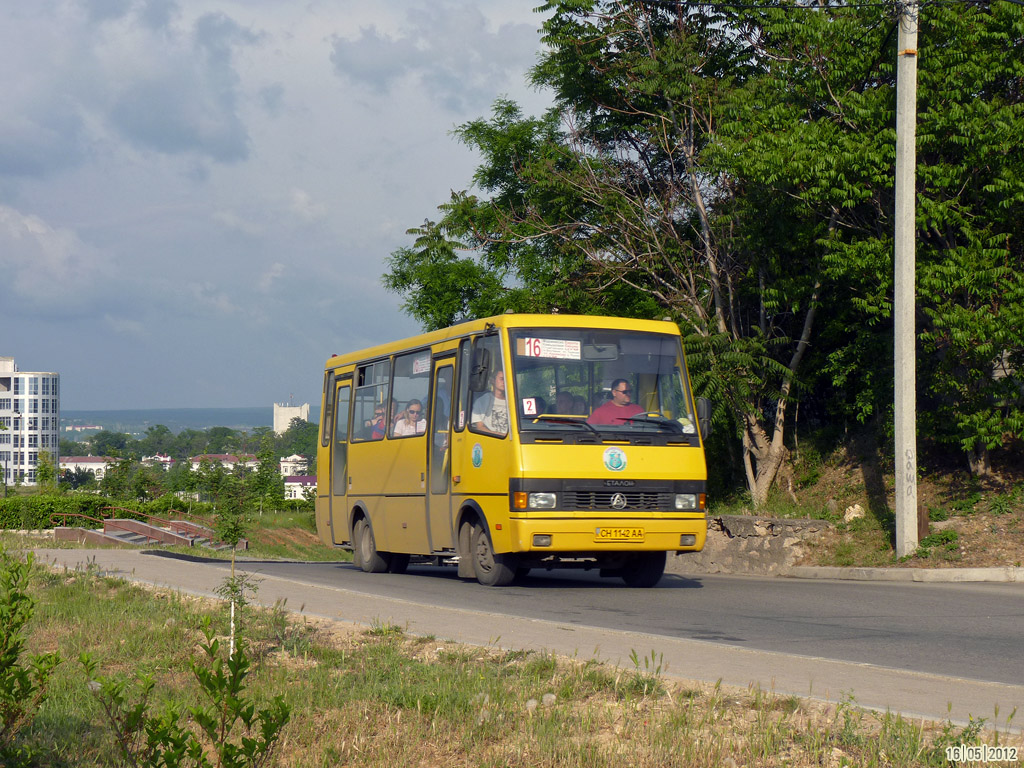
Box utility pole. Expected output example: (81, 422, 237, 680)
(894, 0, 919, 557)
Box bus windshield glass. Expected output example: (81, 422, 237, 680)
(509, 328, 697, 435)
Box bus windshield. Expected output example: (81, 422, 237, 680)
(509, 328, 697, 435)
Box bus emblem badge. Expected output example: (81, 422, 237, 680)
(472, 443, 483, 468)
(603, 447, 627, 472)
(610, 492, 628, 510)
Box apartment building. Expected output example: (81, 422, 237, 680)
(0, 356, 60, 486)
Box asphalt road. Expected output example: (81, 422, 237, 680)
(34, 549, 1024, 731)
(247, 560, 1024, 683)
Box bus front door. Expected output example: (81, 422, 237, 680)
(427, 360, 455, 551)
(329, 380, 352, 546)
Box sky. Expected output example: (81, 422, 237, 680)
(1, 0, 553, 411)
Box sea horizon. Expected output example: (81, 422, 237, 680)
(61, 405, 320, 435)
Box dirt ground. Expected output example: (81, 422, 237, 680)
(789, 442, 1024, 569)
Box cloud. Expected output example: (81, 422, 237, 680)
(212, 210, 264, 236)
(0, 1, 550, 409)
(0, 104, 88, 178)
(330, 3, 541, 113)
(289, 189, 327, 222)
(106, 12, 258, 162)
(187, 282, 240, 316)
(0, 205, 111, 312)
(103, 313, 148, 337)
(258, 262, 286, 293)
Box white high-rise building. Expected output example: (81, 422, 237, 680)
(0, 357, 60, 487)
(273, 401, 309, 435)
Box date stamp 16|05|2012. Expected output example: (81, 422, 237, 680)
(946, 744, 1018, 763)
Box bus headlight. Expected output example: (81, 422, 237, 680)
(528, 492, 557, 509)
(674, 493, 698, 511)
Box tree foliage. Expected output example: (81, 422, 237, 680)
(384, 0, 1024, 497)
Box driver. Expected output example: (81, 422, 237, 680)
(587, 379, 644, 425)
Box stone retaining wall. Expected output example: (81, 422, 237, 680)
(667, 515, 834, 576)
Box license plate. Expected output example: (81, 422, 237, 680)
(594, 527, 645, 542)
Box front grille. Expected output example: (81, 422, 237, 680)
(563, 491, 675, 511)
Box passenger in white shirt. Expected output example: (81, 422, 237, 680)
(392, 399, 427, 436)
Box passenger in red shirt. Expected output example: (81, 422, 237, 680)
(587, 379, 644, 425)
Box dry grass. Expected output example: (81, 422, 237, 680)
(14, 565, 1023, 768)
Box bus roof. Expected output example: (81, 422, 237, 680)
(323, 313, 681, 371)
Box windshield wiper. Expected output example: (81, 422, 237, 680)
(620, 413, 685, 433)
(528, 415, 601, 435)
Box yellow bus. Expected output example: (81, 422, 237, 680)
(315, 313, 711, 587)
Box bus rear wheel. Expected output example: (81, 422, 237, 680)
(472, 524, 517, 587)
(620, 551, 666, 588)
(355, 519, 392, 574)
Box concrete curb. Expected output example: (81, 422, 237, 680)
(784, 565, 1024, 582)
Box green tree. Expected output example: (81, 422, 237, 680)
(386, 0, 1024, 499)
(174, 428, 213, 460)
(206, 427, 240, 455)
(0, 551, 61, 766)
(195, 459, 228, 505)
(277, 417, 318, 466)
(723, 1, 1024, 475)
(57, 438, 80, 458)
(99, 458, 135, 501)
(88, 430, 135, 459)
(138, 424, 175, 458)
(386, 1, 814, 505)
(250, 434, 284, 513)
(60, 467, 97, 491)
(33, 451, 58, 494)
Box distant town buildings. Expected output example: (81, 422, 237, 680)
(60, 455, 117, 480)
(0, 356, 60, 486)
(142, 454, 176, 469)
(273, 401, 309, 435)
(189, 454, 258, 472)
(284, 475, 315, 500)
(279, 454, 309, 476)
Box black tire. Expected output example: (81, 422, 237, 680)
(357, 519, 392, 573)
(387, 553, 410, 574)
(456, 521, 476, 579)
(351, 519, 365, 570)
(620, 551, 666, 588)
(472, 523, 517, 587)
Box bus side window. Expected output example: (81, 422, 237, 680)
(353, 361, 389, 442)
(468, 335, 508, 437)
(332, 384, 351, 496)
(321, 371, 335, 447)
(390, 349, 431, 438)
(454, 339, 471, 432)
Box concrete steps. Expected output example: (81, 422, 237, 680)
(54, 518, 247, 551)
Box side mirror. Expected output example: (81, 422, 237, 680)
(696, 397, 712, 441)
(469, 348, 491, 392)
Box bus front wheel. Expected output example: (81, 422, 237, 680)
(620, 551, 666, 588)
(472, 524, 517, 587)
(355, 519, 392, 574)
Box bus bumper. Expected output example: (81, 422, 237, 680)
(506, 514, 707, 554)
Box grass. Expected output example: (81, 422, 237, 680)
(8, 552, 1022, 767)
(0, 509, 351, 564)
(707, 434, 1024, 570)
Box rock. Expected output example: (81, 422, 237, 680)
(843, 504, 865, 523)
